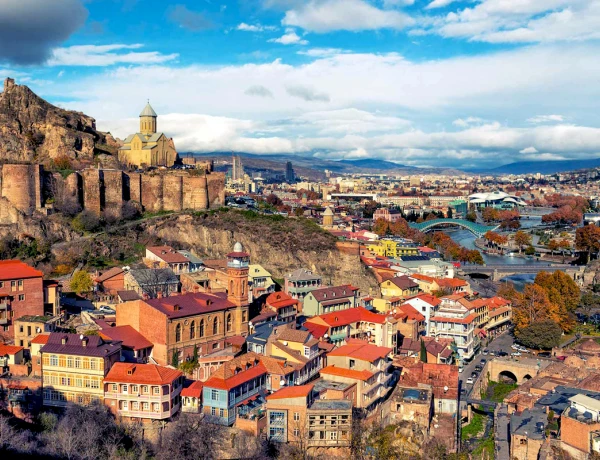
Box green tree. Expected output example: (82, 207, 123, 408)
(171, 349, 179, 368)
(516, 320, 562, 350)
(580, 292, 600, 318)
(70, 270, 92, 295)
(465, 211, 477, 222)
(420, 340, 427, 363)
(524, 245, 536, 256)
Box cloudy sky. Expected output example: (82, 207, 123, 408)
(1, 0, 600, 169)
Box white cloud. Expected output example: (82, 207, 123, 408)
(520, 146, 538, 154)
(46, 43, 600, 167)
(297, 48, 347, 57)
(245, 85, 274, 98)
(282, 0, 414, 33)
(48, 44, 178, 66)
(423, 0, 600, 44)
(236, 23, 277, 32)
(268, 30, 308, 45)
(452, 117, 485, 127)
(527, 114, 565, 124)
(425, 0, 460, 9)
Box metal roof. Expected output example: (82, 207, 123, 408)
(139, 102, 157, 117)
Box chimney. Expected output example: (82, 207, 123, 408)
(82, 337, 88, 347)
(3, 78, 15, 92)
(61, 336, 67, 345)
(142, 293, 149, 301)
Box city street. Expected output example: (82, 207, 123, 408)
(460, 331, 515, 397)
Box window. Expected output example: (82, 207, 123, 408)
(74, 357, 81, 368)
(226, 314, 232, 332)
(212, 342, 219, 350)
(294, 412, 300, 421)
(211, 407, 216, 416)
(219, 408, 224, 417)
(111, 384, 118, 392)
(211, 389, 219, 401)
(122, 401, 128, 410)
(293, 429, 300, 437)
(199, 320, 204, 337)
(143, 402, 149, 410)
(153, 386, 160, 395)
(10, 281, 16, 291)
(18, 294, 24, 301)
(132, 402, 139, 410)
(142, 385, 149, 394)
(175, 323, 182, 342)
(329, 431, 337, 440)
(213, 317, 218, 335)
(349, 359, 355, 369)
(190, 321, 196, 339)
(153, 403, 159, 412)
(242, 310, 247, 322)
(67, 357, 73, 368)
(122, 385, 128, 394)
(50, 355, 58, 366)
(90, 359, 97, 370)
(18, 280, 23, 289)
(131, 385, 138, 393)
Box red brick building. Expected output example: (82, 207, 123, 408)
(94, 267, 125, 298)
(0, 261, 45, 337)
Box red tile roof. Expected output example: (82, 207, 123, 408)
(266, 383, 314, 400)
(437, 278, 468, 288)
(145, 292, 236, 319)
(95, 267, 124, 283)
(412, 293, 442, 306)
(0, 344, 24, 355)
(327, 342, 392, 363)
(146, 246, 190, 264)
(306, 307, 387, 328)
(203, 352, 268, 390)
(396, 304, 426, 322)
(0, 260, 42, 280)
(303, 322, 329, 339)
(30, 333, 50, 345)
(410, 274, 436, 283)
(98, 325, 153, 351)
(319, 365, 374, 381)
(104, 363, 182, 385)
(266, 292, 298, 310)
(181, 380, 204, 398)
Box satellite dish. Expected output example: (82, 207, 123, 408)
(283, 341, 288, 346)
(444, 386, 448, 392)
(324, 334, 328, 339)
(79, 334, 84, 340)
(280, 380, 286, 386)
(248, 321, 253, 326)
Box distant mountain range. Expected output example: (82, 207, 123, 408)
(336, 159, 415, 170)
(476, 158, 600, 175)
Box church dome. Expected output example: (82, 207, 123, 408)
(139, 102, 157, 117)
(233, 242, 243, 253)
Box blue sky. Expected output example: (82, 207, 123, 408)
(2, 0, 600, 169)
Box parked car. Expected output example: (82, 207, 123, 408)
(511, 351, 522, 357)
(458, 367, 464, 373)
(511, 344, 520, 350)
(556, 355, 567, 361)
(482, 349, 489, 355)
(460, 388, 467, 396)
(466, 378, 474, 385)
(474, 365, 483, 372)
(498, 351, 508, 357)
(99, 305, 116, 314)
(538, 351, 552, 358)
(480, 359, 487, 365)
(471, 372, 478, 379)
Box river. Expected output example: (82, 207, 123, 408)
(445, 217, 546, 290)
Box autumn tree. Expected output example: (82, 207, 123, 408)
(576, 225, 600, 262)
(512, 284, 554, 332)
(535, 271, 580, 314)
(70, 270, 93, 295)
(514, 231, 532, 254)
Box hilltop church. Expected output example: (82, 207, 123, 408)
(118, 102, 179, 168)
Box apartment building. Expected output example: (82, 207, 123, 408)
(103, 363, 184, 422)
(402, 294, 441, 336)
(263, 292, 298, 324)
(379, 276, 419, 300)
(14, 315, 59, 349)
(144, 246, 194, 274)
(302, 285, 360, 317)
(284, 269, 322, 302)
(248, 264, 276, 298)
(266, 384, 353, 448)
(41, 333, 122, 408)
(202, 352, 268, 425)
(320, 341, 394, 413)
(367, 239, 420, 258)
(0, 260, 45, 337)
(561, 394, 600, 458)
(428, 296, 478, 362)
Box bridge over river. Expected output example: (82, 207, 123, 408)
(459, 263, 583, 281)
(409, 219, 499, 238)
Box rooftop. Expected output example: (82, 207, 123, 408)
(510, 408, 547, 440)
(309, 284, 359, 302)
(327, 342, 392, 363)
(41, 333, 121, 358)
(0, 260, 42, 280)
(309, 399, 353, 411)
(266, 383, 314, 400)
(146, 246, 190, 264)
(105, 362, 182, 385)
(286, 268, 322, 282)
(145, 292, 236, 319)
(98, 325, 153, 351)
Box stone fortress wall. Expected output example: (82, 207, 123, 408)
(0, 163, 225, 218)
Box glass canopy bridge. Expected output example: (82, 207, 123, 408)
(409, 219, 500, 238)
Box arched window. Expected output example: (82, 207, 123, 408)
(230, 280, 234, 294)
(226, 314, 232, 332)
(175, 323, 181, 342)
(199, 320, 204, 337)
(190, 321, 196, 340)
(242, 281, 245, 296)
(213, 317, 219, 335)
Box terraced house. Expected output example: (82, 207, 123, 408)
(40, 333, 122, 408)
(103, 363, 184, 423)
(302, 285, 360, 317)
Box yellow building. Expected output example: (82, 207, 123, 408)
(367, 240, 420, 258)
(118, 102, 179, 168)
(379, 275, 420, 300)
(41, 333, 122, 408)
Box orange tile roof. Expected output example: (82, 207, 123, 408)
(306, 306, 387, 328)
(104, 363, 182, 385)
(0, 344, 24, 355)
(436, 278, 468, 288)
(266, 292, 299, 310)
(0, 260, 42, 280)
(410, 274, 436, 283)
(204, 352, 269, 390)
(327, 342, 392, 363)
(430, 313, 477, 325)
(30, 333, 50, 345)
(181, 380, 204, 398)
(266, 383, 314, 400)
(412, 293, 442, 306)
(397, 304, 426, 322)
(303, 322, 329, 339)
(319, 365, 374, 381)
(146, 246, 190, 264)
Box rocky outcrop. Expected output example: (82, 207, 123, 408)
(0, 77, 116, 164)
(145, 213, 379, 295)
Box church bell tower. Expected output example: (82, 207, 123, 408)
(227, 242, 250, 307)
(139, 101, 157, 135)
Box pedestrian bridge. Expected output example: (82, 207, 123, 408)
(459, 264, 582, 281)
(409, 219, 499, 237)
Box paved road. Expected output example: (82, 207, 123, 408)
(460, 331, 515, 398)
(495, 404, 510, 460)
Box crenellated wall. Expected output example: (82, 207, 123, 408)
(0, 164, 224, 218)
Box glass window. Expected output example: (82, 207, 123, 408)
(211, 389, 219, 401)
(175, 323, 181, 342)
(294, 412, 300, 421)
(74, 358, 81, 368)
(67, 357, 73, 368)
(211, 407, 216, 416)
(219, 408, 224, 417)
(50, 355, 58, 366)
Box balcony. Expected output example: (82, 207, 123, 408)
(104, 392, 172, 403)
(0, 318, 8, 325)
(0, 303, 9, 311)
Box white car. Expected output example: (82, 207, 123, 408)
(511, 351, 522, 357)
(519, 348, 530, 353)
(458, 367, 464, 373)
(99, 306, 116, 314)
(466, 377, 474, 385)
(511, 344, 520, 350)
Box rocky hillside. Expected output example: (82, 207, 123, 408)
(52, 210, 379, 294)
(0, 78, 119, 164)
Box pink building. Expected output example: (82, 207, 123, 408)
(373, 208, 403, 223)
